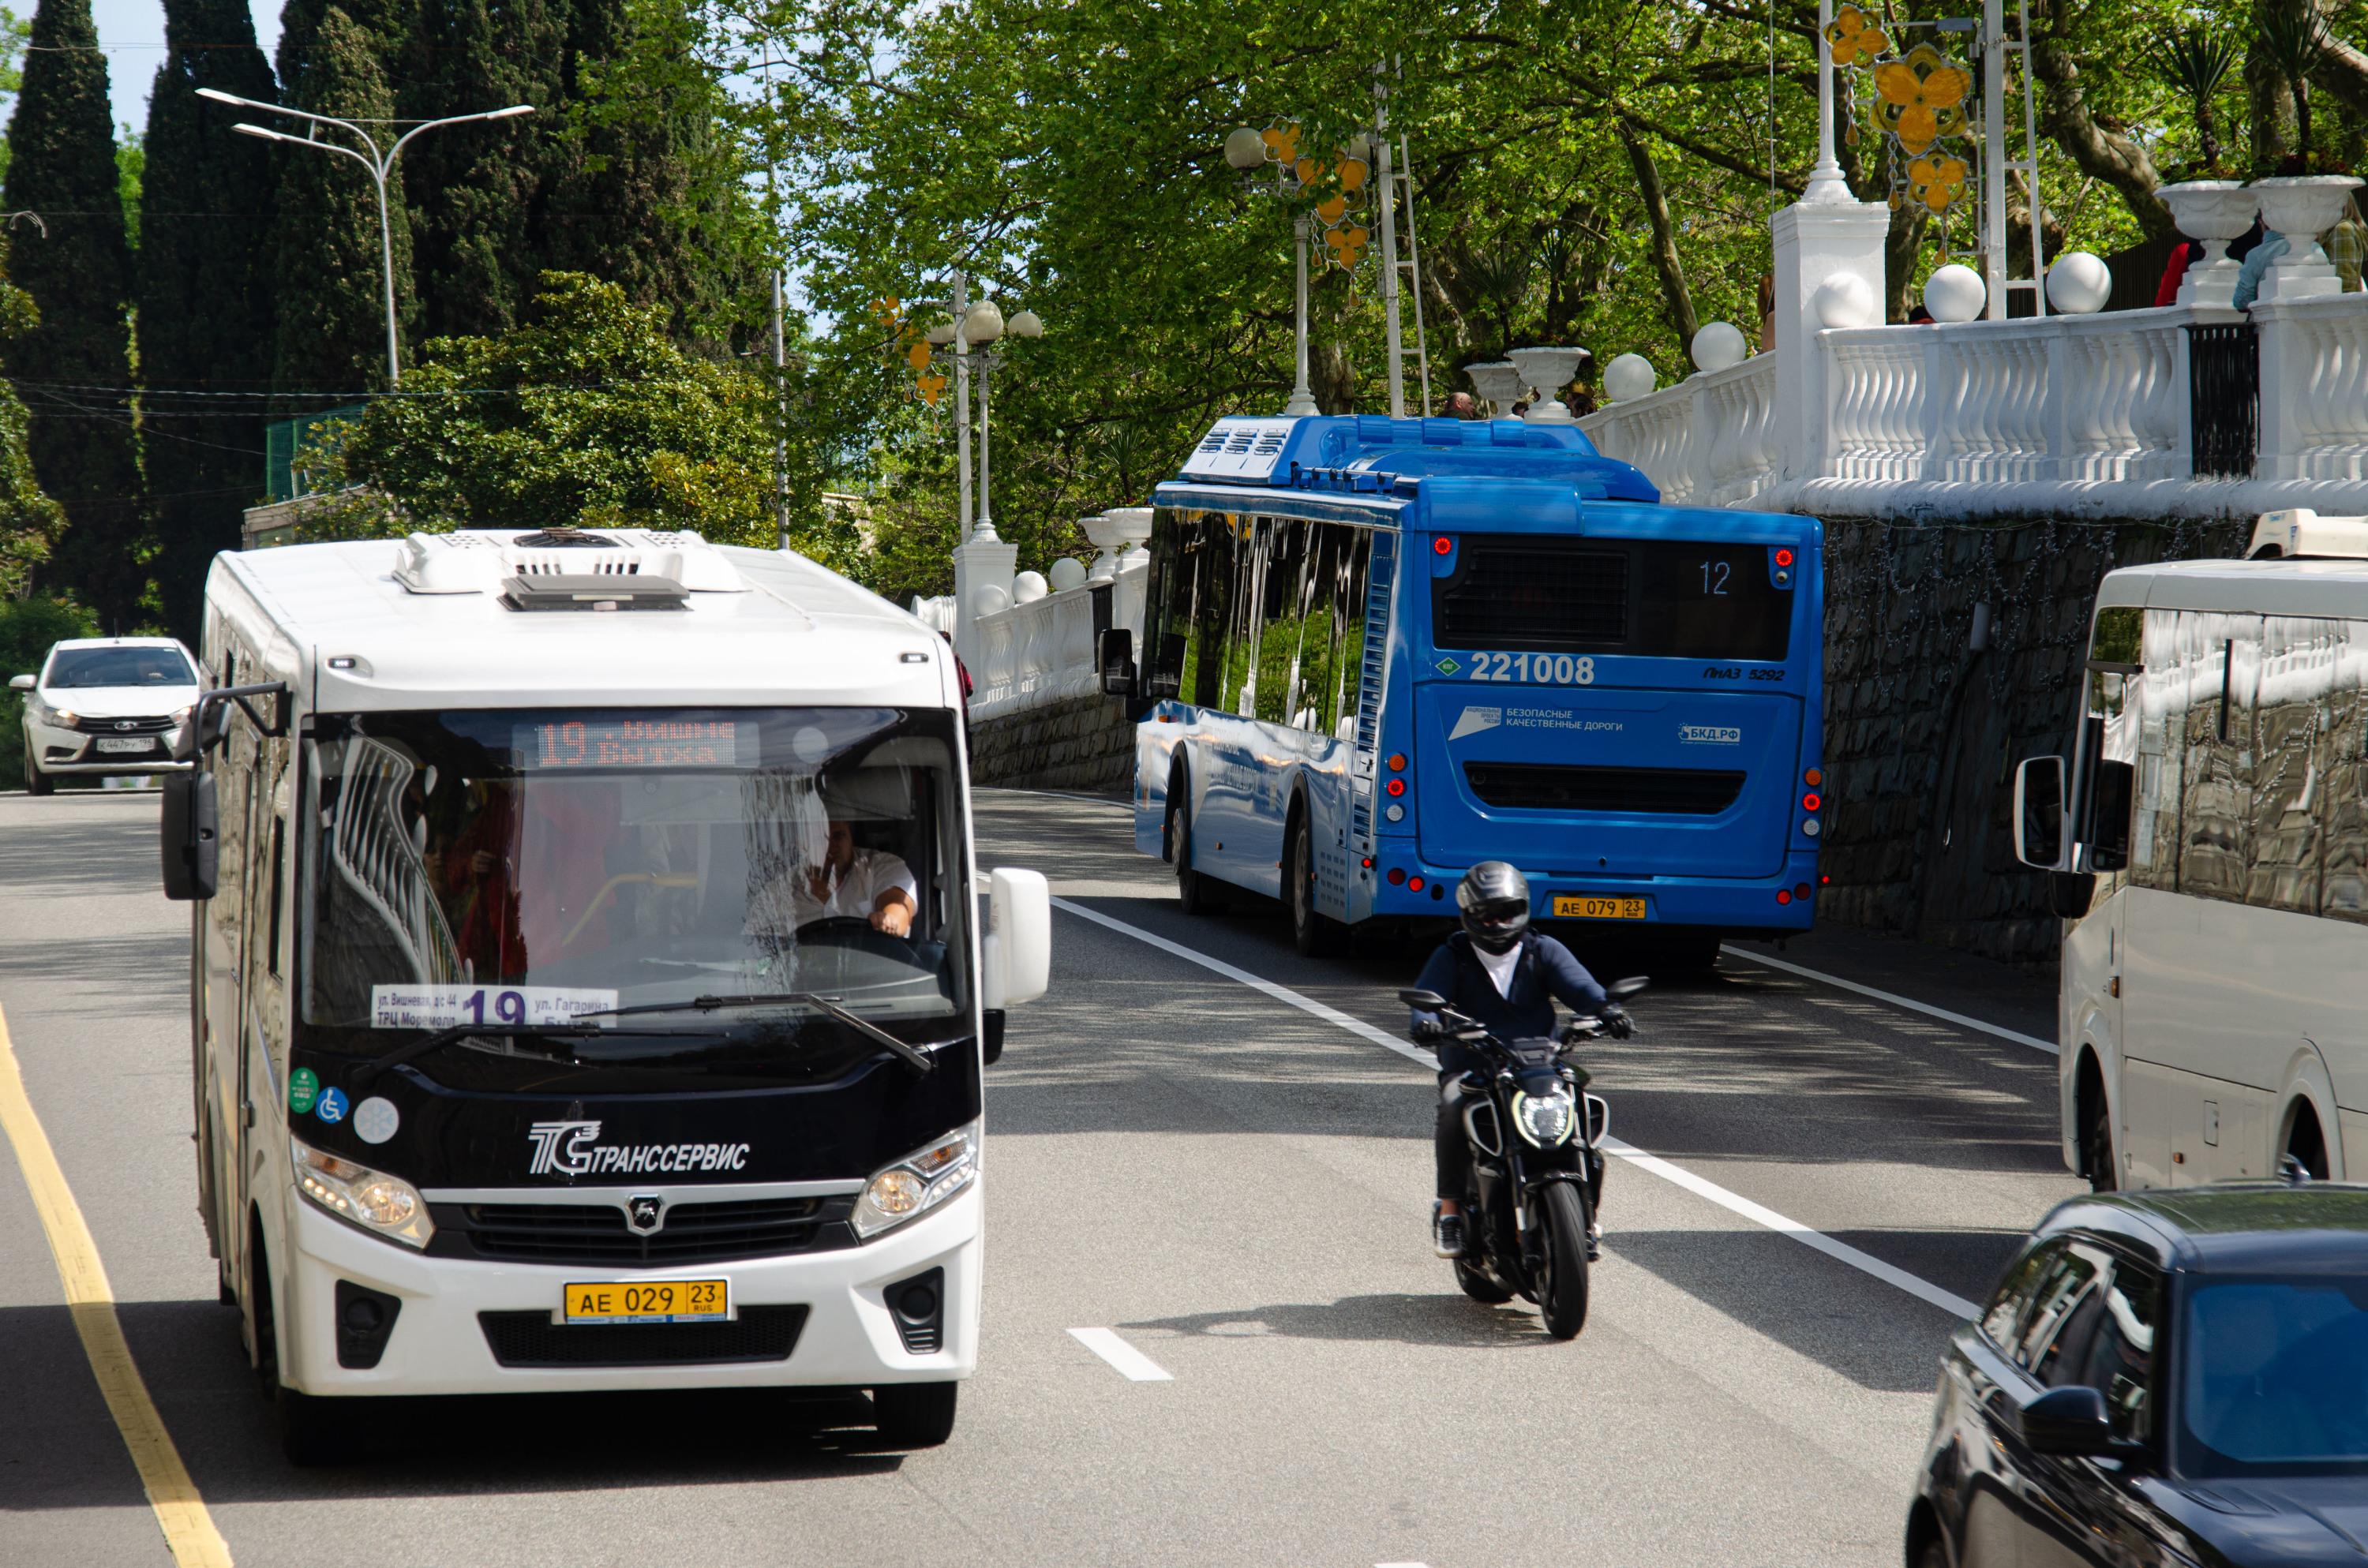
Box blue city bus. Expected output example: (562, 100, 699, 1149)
(1096, 413, 1827, 961)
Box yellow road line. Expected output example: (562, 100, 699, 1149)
(0, 1002, 233, 1568)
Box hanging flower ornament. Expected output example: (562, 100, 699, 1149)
(1873, 43, 1972, 155)
(1824, 5, 1890, 68)
(1908, 154, 1971, 214)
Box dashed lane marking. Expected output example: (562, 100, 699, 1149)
(1051, 896, 1981, 1322)
(1718, 945, 2058, 1057)
(1069, 1327, 1175, 1381)
(0, 1002, 234, 1567)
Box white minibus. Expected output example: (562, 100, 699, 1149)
(160, 526, 1049, 1461)
(2016, 509, 2368, 1193)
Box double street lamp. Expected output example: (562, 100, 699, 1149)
(923, 296, 1043, 542)
(197, 88, 534, 384)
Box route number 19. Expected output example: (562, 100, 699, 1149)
(463, 989, 527, 1025)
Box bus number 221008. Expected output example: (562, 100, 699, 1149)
(1469, 653, 1595, 685)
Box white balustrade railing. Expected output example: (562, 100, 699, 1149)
(2257, 293, 2368, 482)
(963, 559, 1147, 722)
(1580, 353, 1779, 509)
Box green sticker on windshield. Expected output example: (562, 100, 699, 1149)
(288, 1067, 318, 1115)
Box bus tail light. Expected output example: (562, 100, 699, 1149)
(1776, 889, 1793, 905)
(1388, 866, 1406, 885)
(1804, 767, 1822, 787)
(1385, 777, 1406, 797)
(1794, 882, 1812, 900)
(1408, 876, 1426, 893)
(1802, 791, 1822, 812)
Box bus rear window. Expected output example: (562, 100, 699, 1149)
(1432, 537, 1792, 661)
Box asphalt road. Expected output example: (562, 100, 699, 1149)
(0, 783, 2081, 1568)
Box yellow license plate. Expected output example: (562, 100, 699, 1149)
(1553, 896, 1649, 921)
(562, 1278, 729, 1325)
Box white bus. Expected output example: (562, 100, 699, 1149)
(2016, 509, 2368, 1194)
(160, 526, 1048, 1461)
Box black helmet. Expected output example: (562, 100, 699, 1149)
(1457, 862, 1531, 954)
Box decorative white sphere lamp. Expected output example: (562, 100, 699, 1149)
(1923, 264, 1986, 323)
(1603, 353, 1656, 402)
(1690, 320, 1748, 373)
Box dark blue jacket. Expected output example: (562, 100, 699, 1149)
(1410, 930, 1608, 1061)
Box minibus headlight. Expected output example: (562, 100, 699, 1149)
(852, 1122, 979, 1241)
(292, 1136, 433, 1249)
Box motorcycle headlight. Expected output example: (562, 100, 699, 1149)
(1512, 1089, 1576, 1147)
(852, 1121, 978, 1241)
(292, 1136, 433, 1248)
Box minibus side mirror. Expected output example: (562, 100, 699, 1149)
(2013, 756, 2068, 870)
(160, 771, 219, 900)
(1097, 627, 1137, 698)
(7, 673, 32, 692)
(2089, 759, 2134, 873)
(981, 867, 1050, 1009)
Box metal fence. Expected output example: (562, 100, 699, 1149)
(2188, 322, 2259, 478)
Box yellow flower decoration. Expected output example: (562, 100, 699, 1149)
(1908, 154, 1970, 214)
(1260, 123, 1302, 165)
(1874, 43, 1970, 154)
(1823, 4, 1889, 68)
(1324, 222, 1370, 271)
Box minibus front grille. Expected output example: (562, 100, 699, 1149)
(478, 1305, 808, 1368)
(1463, 762, 1745, 814)
(439, 1195, 851, 1267)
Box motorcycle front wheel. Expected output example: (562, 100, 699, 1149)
(1534, 1181, 1592, 1340)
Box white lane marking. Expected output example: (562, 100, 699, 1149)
(1052, 896, 1979, 1320)
(1069, 1327, 1174, 1381)
(1052, 897, 1436, 1068)
(1719, 946, 2059, 1057)
(1604, 1136, 1981, 1319)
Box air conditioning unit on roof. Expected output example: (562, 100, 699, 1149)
(394, 526, 748, 594)
(2248, 509, 2368, 560)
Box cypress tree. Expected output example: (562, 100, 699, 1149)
(538, 0, 744, 335)
(395, 0, 563, 340)
(2, 0, 144, 629)
(268, 5, 414, 399)
(140, 0, 280, 637)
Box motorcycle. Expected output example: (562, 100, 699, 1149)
(1399, 976, 1647, 1341)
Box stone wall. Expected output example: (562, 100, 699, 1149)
(1815, 514, 2248, 964)
(968, 692, 1135, 793)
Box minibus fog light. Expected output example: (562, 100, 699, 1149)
(852, 1122, 980, 1241)
(292, 1136, 433, 1249)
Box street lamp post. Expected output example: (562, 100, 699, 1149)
(931, 298, 1042, 543)
(197, 88, 533, 383)
(1224, 128, 1320, 417)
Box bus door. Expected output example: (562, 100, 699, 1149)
(2123, 611, 2261, 1186)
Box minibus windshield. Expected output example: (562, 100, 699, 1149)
(298, 707, 969, 1057)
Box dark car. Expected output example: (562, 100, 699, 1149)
(1907, 1181, 2368, 1568)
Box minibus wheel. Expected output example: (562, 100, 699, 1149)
(871, 1380, 957, 1447)
(1173, 798, 1223, 915)
(1286, 814, 1343, 956)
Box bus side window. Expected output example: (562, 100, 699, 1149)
(1250, 519, 1310, 727)
(1332, 530, 1375, 742)
(1190, 514, 1234, 709)
(2132, 608, 2184, 892)
(2246, 616, 2335, 915)
(2317, 618, 2368, 922)
(2176, 612, 2257, 905)
(267, 814, 287, 977)
(1144, 510, 1192, 700)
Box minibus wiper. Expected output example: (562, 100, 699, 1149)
(574, 993, 936, 1074)
(353, 1021, 667, 1083)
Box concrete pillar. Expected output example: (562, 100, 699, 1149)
(951, 535, 1017, 669)
(1770, 198, 1890, 485)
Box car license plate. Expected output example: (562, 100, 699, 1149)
(95, 737, 153, 754)
(561, 1278, 729, 1325)
(1553, 896, 1648, 920)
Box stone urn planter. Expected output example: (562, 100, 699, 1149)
(2157, 180, 2257, 308)
(1506, 346, 1591, 423)
(2250, 174, 2364, 302)
(1082, 506, 1153, 581)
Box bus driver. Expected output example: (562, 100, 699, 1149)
(749, 818, 918, 938)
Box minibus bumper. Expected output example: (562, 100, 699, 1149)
(275, 1179, 983, 1396)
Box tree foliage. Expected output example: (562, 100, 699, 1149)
(296, 271, 785, 543)
(2, 0, 142, 629)
(140, 0, 282, 638)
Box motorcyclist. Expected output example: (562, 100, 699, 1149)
(1409, 862, 1629, 1259)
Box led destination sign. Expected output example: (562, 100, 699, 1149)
(515, 718, 748, 769)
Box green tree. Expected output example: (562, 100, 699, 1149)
(139, 0, 282, 638)
(297, 271, 781, 542)
(2, 0, 143, 630)
(268, 5, 413, 400)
